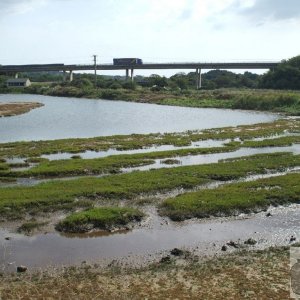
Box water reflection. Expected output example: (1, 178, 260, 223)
(60, 229, 131, 239)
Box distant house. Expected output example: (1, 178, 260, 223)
(6, 78, 31, 87)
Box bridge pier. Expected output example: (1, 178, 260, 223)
(125, 69, 134, 82)
(69, 70, 73, 82)
(196, 68, 202, 89)
(130, 68, 134, 82)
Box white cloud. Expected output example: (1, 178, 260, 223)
(0, 0, 299, 72)
(231, 0, 300, 23)
(0, 0, 47, 15)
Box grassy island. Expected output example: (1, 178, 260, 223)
(56, 207, 144, 233)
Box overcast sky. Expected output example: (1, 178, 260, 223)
(0, 0, 299, 76)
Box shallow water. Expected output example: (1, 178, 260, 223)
(122, 144, 300, 172)
(1, 144, 299, 188)
(41, 139, 227, 161)
(1, 202, 299, 273)
(0, 94, 278, 142)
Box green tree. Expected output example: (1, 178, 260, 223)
(260, 55, 300, 90)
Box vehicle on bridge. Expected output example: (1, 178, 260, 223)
(113, 58, 143, 66)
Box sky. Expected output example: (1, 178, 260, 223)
(0, 0, 300, 76)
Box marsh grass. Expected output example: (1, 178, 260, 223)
(0, 119, 298, 158)
(8, 162, 30, 168)
(0, 152, 299, 219)
(161, 159, 181, 165)
(159, 89, 300, 115)
(56, 207, 144, 233)
(242, 135, 300, 147)
(17, 220, 48, 234)
(2, 145, 239, 179)
(15, 155, 155, 178)
(1, 119, 299, 180)
(0, 162, 9, 171)
(160, 172, 300, 220)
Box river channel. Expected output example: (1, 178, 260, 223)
(0, 94, 277, 142)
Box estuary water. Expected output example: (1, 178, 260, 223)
(1, 93, 294, 273)
(0, 94, 278, 142)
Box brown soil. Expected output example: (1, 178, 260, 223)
(0, 247, 292, 299)
(0, 102, 44, 117)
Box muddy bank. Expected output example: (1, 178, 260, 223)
(0, 245, 293, 299)
(1, 202, 299, 273)
(0, 102, 43, 117)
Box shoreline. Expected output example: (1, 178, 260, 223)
(0, 101, 44, 117)
(1, 86, 299, 115)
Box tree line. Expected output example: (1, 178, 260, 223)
(1, 55, 300, 90)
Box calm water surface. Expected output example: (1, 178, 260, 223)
(1, 202, 299, 272)
(0, 94, 278, 142)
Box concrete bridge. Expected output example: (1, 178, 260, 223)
(0, 61, 280, 88)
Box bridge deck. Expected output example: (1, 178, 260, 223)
(0, 62, 279, 73)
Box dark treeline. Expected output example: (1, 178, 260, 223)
(0, 70, 260, 90)
(1, 55, 300, 91)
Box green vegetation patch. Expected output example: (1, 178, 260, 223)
(56, 207, 144, 233)
(159, 97, 234, 109)
(161, 159, 181, 165)
(25, 157, 49, 163)
(0, 152, 299, 219)
(0, 164, 9, 172)
(17, 220, 48, 234)
(160, 173, 300, 220)
(242, 135, 300, 148)
(4, 146, 238, 179)
(159, 89, 300, 115)
(14, 155, 155, 178)
(0, 118, 299, 158)
(8, 162, 30, 169)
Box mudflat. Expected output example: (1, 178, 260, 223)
(0, 102, 44, 117)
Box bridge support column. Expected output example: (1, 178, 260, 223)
(63, 71, 67, 82)
(125, 69, 129, 81)
(130, 68, 134, 82)
(69, 70, 73, 82)
(196, 68, 202, 89)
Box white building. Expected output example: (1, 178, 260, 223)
(6, 78, 31, 87)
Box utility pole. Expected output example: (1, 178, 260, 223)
(93, 54, 97, 87)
